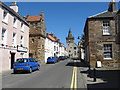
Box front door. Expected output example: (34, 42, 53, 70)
(11, 53, 15, 69)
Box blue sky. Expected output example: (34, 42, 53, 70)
(5, 2, 119, 46)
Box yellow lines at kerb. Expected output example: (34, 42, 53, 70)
(70, 60, 77, 89)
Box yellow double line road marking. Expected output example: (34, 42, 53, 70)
(70, 60, 77, 89)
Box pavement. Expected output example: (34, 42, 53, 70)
(78, 61, 120, 90)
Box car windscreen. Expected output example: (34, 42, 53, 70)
(16, 59, 28, 63)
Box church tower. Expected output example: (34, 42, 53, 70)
(66, 29, 74, 43)
(66, 29, 75, 58)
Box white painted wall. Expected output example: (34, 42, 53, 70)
(0, 3, 29, 71)
(45, 37, 54, 63)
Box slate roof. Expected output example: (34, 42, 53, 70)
(26, 15, 41, 22)
(88, 11, 117, 19)
(0, 1, 29, 26)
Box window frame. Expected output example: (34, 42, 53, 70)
(13, 17, 17, 28)
(1, 28, 7, 44)
(2, 10, 8, 24)
(102, 20, 111, 35)
(12, 33, 16, 46)
(103, 44, 112, 60)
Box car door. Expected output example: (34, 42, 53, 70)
(33, 59, 38, 69)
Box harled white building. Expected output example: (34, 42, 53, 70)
(0, 2, 29, 71)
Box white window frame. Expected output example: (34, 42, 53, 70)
(12, 33, 16, 46)
(21, 22, 24, 32)
(20, 36, 24, 46)
(102, 21, 111, 35)
(103, 44, 112, 60)
(1, 28, 7, 44)
(13, 17, 17, 28)
(2, 10, 8, 24)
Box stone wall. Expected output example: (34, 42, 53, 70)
(87, 19, 120, 68)
(29, 21, 46, 63)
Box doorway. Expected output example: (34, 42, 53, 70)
(11, 53, 15, 69)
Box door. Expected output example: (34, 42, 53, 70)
(11, 53, 15, 69)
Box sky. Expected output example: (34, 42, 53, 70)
(4, 2, 119, 46)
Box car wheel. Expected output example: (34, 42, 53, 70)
(29, 67, 32, 73)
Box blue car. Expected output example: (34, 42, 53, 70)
(13, 58, 40, 73)
(47, 57, 57, 64)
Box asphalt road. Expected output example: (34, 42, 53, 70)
(2, 59, 74, 88)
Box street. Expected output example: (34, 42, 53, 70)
(2, 59, 86, 89)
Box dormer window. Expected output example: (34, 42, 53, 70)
(102, 21, 111, 35)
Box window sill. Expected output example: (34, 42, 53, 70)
(104, 58, 112, 60)
(13, 26, 17, 29)
(102, 34, 111, 36)
(2, 20, 8, 25)
(21, 30, 24, 33)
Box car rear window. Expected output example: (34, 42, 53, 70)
(16, 59, 28, 63)
(47, 57, 52, 59)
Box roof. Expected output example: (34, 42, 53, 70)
(48, 35, 56, 41)
(26, 15, 41, 22)
(0, 1, 29, 26)
(88, 11, 117, 19)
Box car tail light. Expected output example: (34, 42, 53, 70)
(26, 63, 29, 66)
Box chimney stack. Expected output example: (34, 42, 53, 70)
(41, 11, 44, 18)
(10, 1, 18, 13)
(108, 0, 116, 12)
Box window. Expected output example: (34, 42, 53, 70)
(103, 21, 111, 35)
(13, 18, 17, 28)
(104, 44, 112, 59)
(2, 10, 8, 23)
(20, 36, 24, 46)
(12, 33, 16, 46)
(21, 22, 24, 31)
(54, 46, 56, 51)
(32, 39, 34, 43)
(74, 47, 76, 50)
(74, 51, 76, 55)
(1, 28, 7, 44)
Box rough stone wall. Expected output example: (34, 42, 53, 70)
(29, 21, 46, 63)
(88, 19, 120, 68)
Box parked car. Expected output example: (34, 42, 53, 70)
(59, 56, 65, 60)
(53, 56, 59, 62)
(13, 58, 40, 73)
(47, 57, 57, 63)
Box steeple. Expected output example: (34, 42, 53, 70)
(66, 28, 74, 43)
(108, 0, 116, 12)
(68, 28, 73, 38)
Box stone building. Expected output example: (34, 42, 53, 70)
(0, 2, 29, 71)
(84, 0, 120, 68)
(66, 29, 79, 59)
(26, 12, 46, 63)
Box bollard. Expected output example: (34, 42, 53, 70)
(88, 65, 91, 75)
(93, 68, 96, 82)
